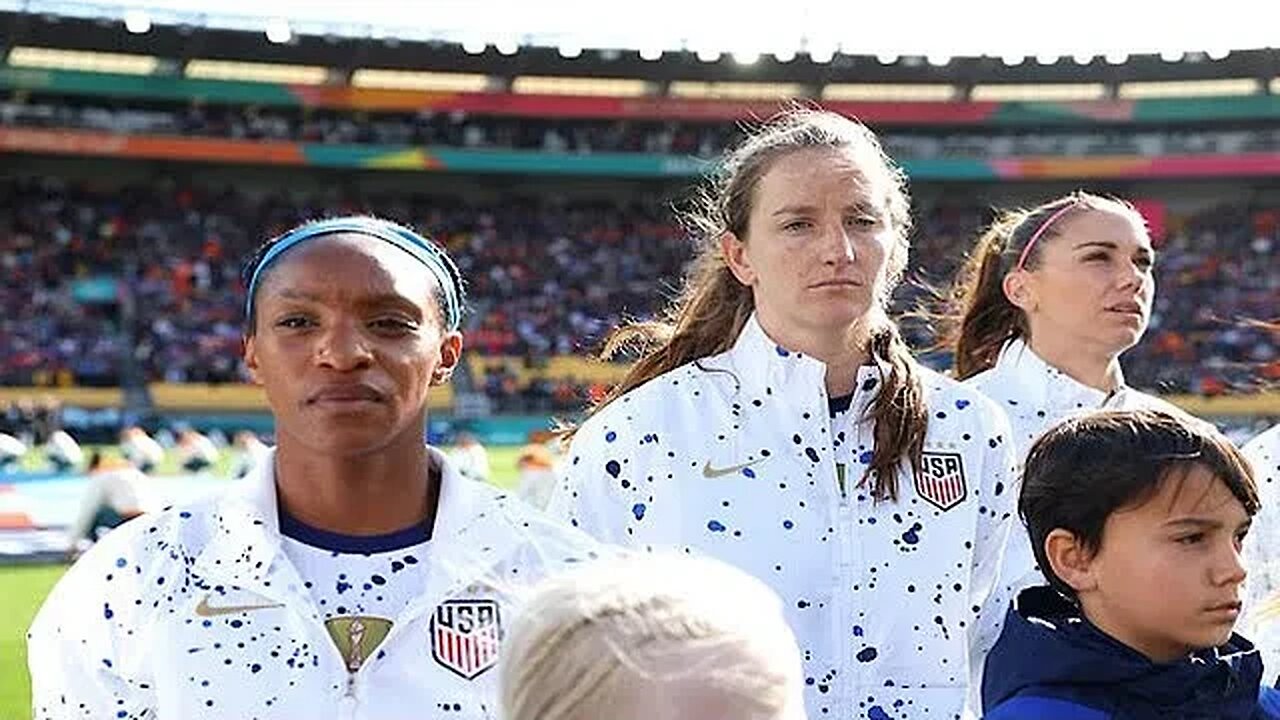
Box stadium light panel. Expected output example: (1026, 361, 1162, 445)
(808, 45, 836, 64)
(821, 83, 957, 101)
(1119, 78, 1260, 99)
(123, 10, 151, 34)
(186, 59, 328, 84)
(264, 18, 291, 44)
(513, 75, 650, 97)
(971, 83, 1107, 101)
(7, 46, 158, 75)
(351, 69, 490, 92)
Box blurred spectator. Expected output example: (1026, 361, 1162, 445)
(0, 432, 27, 472)
(0, 176, 1275, 408)
(119, 426, 165, 474)
(175, 428, 218, 473)
(449, 431, 491, 483)
(232, 429, 270, 478)
(514, 442, 558, 510)
(66, 450, 144, 552)
(3, 98, 1276, 159)
(44, 429, 84, 473)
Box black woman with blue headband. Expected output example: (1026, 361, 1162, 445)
(28, 216, 602, 720)
(938, 191, 1196, 601)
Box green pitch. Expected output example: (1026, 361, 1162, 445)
(0, 444, 529, 720)
(0, 564, 65, 720)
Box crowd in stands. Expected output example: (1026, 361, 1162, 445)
(4, 99, 1279, 159)
(0, 175, 1275, 412)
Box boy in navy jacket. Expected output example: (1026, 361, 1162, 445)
(983, 409, 1280, 719)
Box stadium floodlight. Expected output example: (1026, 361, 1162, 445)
(639, 47, 663, 61)
(496, 39, 519, 56)
(1000, 54, 1024, 66)
(926, 54, 951, 67)
(265, 18, 291, 44)
(733, 51, 760, 65)
(1104, 51, 1129, 65)
(773, 48, 797, 63)
(808, 45, 835, 64)
(1160, 50, 1186, 62)
(1205, 48, 1231, 60)
(876, 53, 899, 65)
(696, 48, 722, 63)
(558, 44, 583, 59)
(462, 39, 487, 55)
(123, 10, 151, 34)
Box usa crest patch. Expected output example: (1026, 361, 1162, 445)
(430, 598, 502, 680)
(916, 452, 967, 511)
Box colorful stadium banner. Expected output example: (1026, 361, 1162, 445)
(5, 67, 1280, 125)
(2, 127, 1277, 180)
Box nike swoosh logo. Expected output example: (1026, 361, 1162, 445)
(702, 458, 764, 478)
(195, 595, 285, 617)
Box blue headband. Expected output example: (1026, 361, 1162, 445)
(245, 217, 463, 332)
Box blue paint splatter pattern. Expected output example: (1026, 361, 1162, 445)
(549, 315, 1019, 719)
(27, 448, 603, 719)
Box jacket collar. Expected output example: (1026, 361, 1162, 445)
(194, 446, 493, 593)
(991, 338, 1135, 414)
(720, 312, 884, 417)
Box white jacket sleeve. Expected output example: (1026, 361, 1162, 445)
(548, 423, 638, 547)
(964, 407, 1020, 715)
(1242, 428, 1280, 679)
(27, 546, 157, 719)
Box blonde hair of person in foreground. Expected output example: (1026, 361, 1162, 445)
(500, 553, 806, 720)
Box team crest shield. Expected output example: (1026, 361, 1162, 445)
(430, 598, 502, 680)
(916, 452, 967, 511)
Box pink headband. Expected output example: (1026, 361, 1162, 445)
(1016, 201, 1080, 271)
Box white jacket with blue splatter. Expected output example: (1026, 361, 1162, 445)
(965, 338, 1190, 601)
(28, 447, 601, 720)
(1243, 424, 1280, 681)
(552, 314, 1019, 720)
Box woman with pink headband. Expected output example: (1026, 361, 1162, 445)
(941, 190, 1190, 597)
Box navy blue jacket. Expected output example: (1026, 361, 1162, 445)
(983, 587, 1280, 719)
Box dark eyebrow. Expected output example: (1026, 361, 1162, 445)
(1072, 241, 1118, 251)
(771, 202, 880, 217)
(1073, 240, 1156, 259)
(1163, 517, 1223, 530)
(1162, 516, 1251, 533)
(275, 289, 323, 302)
(272, 289, 422, 313)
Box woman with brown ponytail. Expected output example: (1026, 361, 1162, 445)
(944, 191, 1189, 599)
(549, 109, 1019, 720)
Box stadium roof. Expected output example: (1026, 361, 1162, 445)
(2, 0, 1276, 86)
(2, 0, 1275, 58)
